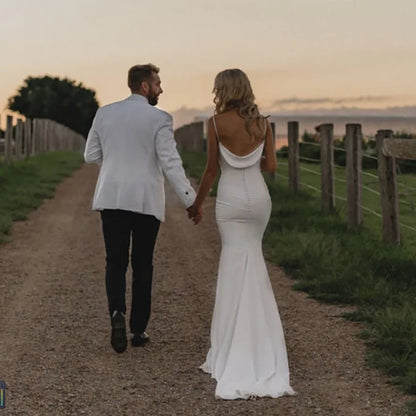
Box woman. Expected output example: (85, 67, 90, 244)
(188, 69, 295, 400)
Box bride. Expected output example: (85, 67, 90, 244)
(188, 68, 296, 400)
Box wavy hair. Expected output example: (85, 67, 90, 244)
(213, 69, 264, 138)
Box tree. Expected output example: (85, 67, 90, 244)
(301, 129, 317, 143)
(8, 76, 99, 136)
(393, 130, 416, 139)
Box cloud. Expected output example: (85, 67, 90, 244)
(273, 97, 333, 106)
(271, 95, 390, 108)
(170, 105, 212, 129)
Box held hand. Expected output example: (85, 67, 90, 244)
(187, 204, 202, 225)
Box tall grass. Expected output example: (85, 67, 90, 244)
(181, 150, 416, 411)
(0, 152, 83, 242)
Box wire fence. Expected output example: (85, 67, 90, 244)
(277, 126, 416, 243)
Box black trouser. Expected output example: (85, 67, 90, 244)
(100, 209, 160, 334)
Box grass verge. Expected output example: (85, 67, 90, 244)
(0, 152, 84, 243)
(181, 150, 416, 412)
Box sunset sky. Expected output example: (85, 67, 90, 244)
(1, 0, 416, 128)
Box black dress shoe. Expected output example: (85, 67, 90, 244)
(110, 311, 127, 353)
(131, 331, 149, 347)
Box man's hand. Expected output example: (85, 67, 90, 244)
(187, 204, 202, 225)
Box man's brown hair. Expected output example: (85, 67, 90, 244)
(128, 64, 160, 90)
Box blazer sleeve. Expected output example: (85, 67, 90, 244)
(155, 113, 196, 208)
(84, 110, 103, 163)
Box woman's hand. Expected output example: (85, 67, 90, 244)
(187, 204, 202, 225)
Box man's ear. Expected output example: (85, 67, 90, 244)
(141, 81, 149, 94)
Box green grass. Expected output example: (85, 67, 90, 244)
(181, 150, 416, 412)
(275, 158, 416, 245)
(0, 152, 83, 242)
(181, 151, 219, 194)
(181, 151, 207, 181)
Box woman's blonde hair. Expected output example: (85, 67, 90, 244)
(213, 68, 264, 138)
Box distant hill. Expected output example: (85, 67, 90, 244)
(270, 114, 416, 137)
(171, 105, 416, 147)
(270, 114, 416, 149)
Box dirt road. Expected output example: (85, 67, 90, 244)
(0, 164, 411, 415)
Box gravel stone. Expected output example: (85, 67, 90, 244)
(0, 164, 411, 415)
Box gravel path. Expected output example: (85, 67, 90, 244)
(0, 164, 411, 415)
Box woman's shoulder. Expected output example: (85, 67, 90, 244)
(212, 109, 241, 124)
(211, 111, 268, 132)
(209, 112, 235, 127)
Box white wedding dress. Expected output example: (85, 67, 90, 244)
(200, 122, 295, 400)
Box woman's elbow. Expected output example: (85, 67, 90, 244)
(206, 169, 218, 181)
(261, 159, 277, 173)
(204, 164, 218, 178)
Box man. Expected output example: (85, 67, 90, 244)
(84, 64, 200, 353)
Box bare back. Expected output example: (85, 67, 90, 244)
(212, 109, 266, 156)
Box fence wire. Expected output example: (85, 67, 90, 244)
(299, 156, 320, 163)
(277, 145, 416, 235)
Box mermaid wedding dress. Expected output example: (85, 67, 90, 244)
(200, 120, 295, 400)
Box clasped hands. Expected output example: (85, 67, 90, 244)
(187, 204, 202, 225)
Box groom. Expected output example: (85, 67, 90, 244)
(84, 63, 200, 353)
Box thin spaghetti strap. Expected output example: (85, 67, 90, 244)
(212, 116, 220, 142)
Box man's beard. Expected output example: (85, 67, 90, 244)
(147, 92, 158, 106)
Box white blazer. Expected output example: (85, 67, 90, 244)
(84, 94, 196, 222)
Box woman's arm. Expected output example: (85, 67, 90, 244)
(260, 120, 277, 173)
(187, 118, 219, 221)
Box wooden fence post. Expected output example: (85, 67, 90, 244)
(48, 120, 54, 152)
(319, 123, 335, 213)
(191, 122, 204, 152)
(36, 119, 42, 154)
(16, 119, 23, 160)
(58, 122, 64, 151)
(288, 121, 299, 192)
(24, 119, 31, 158)
(346, 123, 362, 227)
(1, 117, 83, 160)
(40, 119, 46, 154)
(45, 119, 51, 152)
(270, 122, 276, 150)
(174, 121, 205, 153)
(268, 122, 276, 180)
(31, 119, 38, 156)
(45, 119, 50, 153)
(376, 129, 400, 244)
(5, 115, 13, 164)
(53, 120, 58, 151)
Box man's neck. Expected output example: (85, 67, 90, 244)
(131, 90, 148, 99)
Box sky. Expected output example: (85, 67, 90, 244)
(1, 0, 416, 128)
